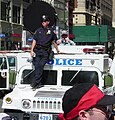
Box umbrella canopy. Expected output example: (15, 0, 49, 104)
(23, 1, 57, 34)
(108, 38, 115, 43)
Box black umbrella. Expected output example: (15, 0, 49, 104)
(23, 1, 57, 34)
(108, 37, 115, 43)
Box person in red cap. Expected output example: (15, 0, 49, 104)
(58, 83, 115, 120)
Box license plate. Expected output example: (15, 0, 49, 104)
(39, 114, 53, 120)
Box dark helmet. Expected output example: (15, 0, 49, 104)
(42, 15, 50, 22)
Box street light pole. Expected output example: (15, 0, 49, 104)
(67, 0, 74, 34)
(6, 0, 12, 50)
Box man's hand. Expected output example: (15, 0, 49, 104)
(30, 39, 36, 57)
(30, 50, 36, 57)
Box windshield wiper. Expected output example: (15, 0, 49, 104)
(70, 68, 82, 82)
(23, 69, 34, 79)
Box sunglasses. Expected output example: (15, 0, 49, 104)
(89, 105, 111, 119)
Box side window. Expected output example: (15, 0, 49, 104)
(0, 57, 7, 69)
(8, 57, 16, 68)
(62, 71, 99, 86)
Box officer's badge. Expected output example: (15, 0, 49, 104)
(47, 30, 51, 34)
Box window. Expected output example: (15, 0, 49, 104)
(21, 69, 99, 86)
(62, 70, 99, 86)
(1, 2, 7, 21)
(22, 70, 57, 85)
(1, 1, 11, 21)
(13, 5, 20, 23)
(42, 70, 57, 85)
(8, 57, 16, 68)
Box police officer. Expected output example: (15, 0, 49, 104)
(30, 15, 60, 89)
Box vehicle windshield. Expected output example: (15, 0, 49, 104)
(62, 70, 99, 86)
(21, 69, 57, 85)
(21, 69, 99, 86)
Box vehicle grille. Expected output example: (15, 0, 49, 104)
(33, 91, 64, 110)
(32, 100, 62, 110)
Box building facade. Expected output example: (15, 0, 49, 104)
(112, 0, 115, 27)
(0, 0, 67, 50)
(73, 0, 112, 26)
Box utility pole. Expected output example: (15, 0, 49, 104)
(67, 0, 74, 34)
(6, 0, 12, 50)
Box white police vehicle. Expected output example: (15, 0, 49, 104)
(0, 50, 31, 97)
(2, 46, 114, 120)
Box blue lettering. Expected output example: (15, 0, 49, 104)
(47, 60, 54, 65)
(56, 59, 62, 65)
(47, 59, 82, 66)
(63, 59, 67, 65)
(75, 59, 78, 65)
(68, 59, 74, 65)
(75, 59, 82, 65)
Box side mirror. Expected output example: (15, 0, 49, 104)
(104, 74, 113, 88)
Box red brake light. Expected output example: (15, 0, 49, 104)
(83, 48, 104, 54)
(98, 48, 104, 53)
(83, 48, 95, 53)
(22, 47, 30, 51)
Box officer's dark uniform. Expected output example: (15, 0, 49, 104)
(31, 25, 56, 88)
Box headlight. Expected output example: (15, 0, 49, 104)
(5, 97, 12, 104)
(22, 99, 31, 109)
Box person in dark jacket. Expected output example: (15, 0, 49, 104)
(30, 15, 60, 89)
